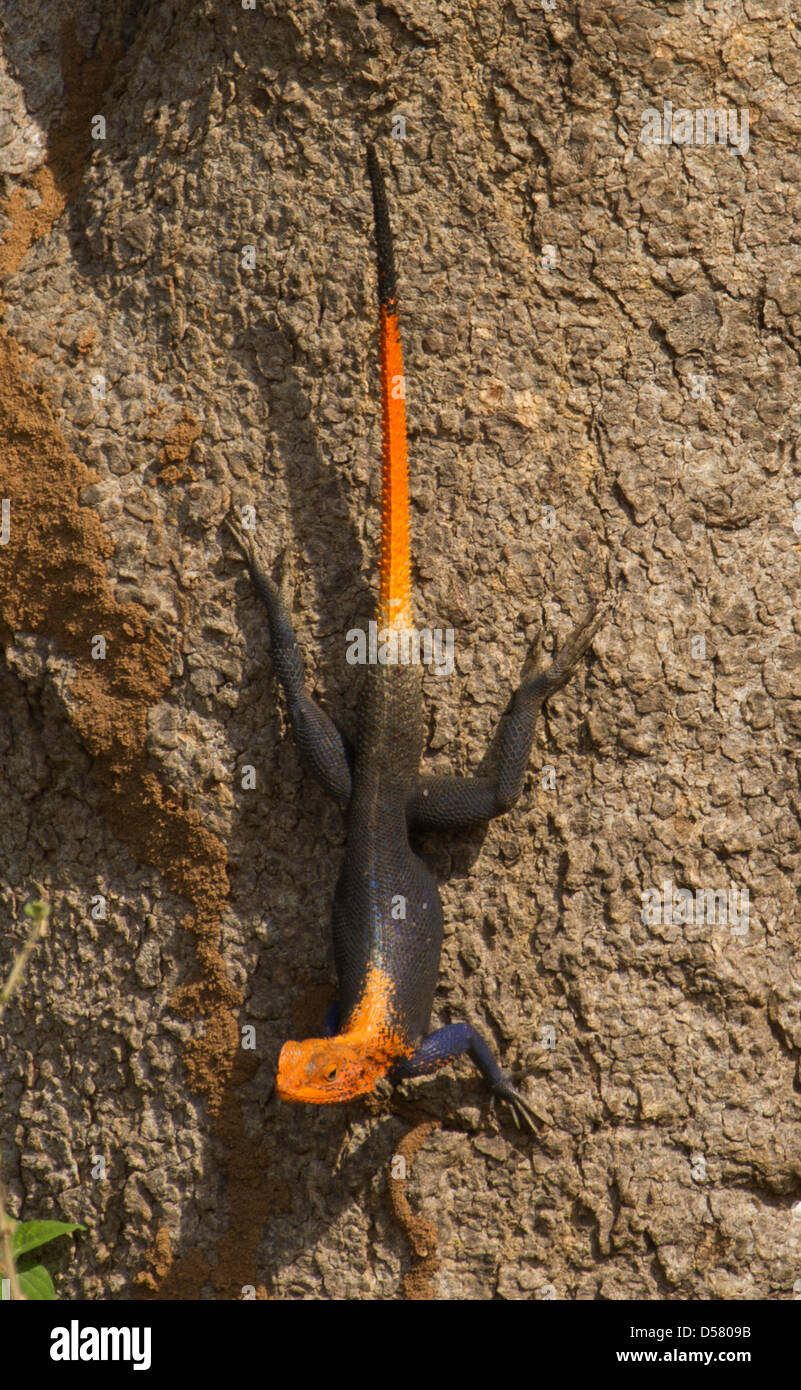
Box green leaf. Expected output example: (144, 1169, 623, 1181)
(12, 1220, 85, 1258)
(23, 900, 49, 923)
(18, 1264, 56, 1300)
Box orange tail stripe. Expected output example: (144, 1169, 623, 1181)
(378, 305, 412, 630)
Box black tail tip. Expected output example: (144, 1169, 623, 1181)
(366, 142, 397, 308)
(366, 142, 380, 185)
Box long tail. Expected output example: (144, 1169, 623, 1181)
(366, 144, 413, 632)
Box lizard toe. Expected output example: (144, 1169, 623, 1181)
(491, 1076, 545, 1134)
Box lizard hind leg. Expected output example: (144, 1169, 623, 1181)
(225, 515, 354, 809)
(407, 598, 606, 831)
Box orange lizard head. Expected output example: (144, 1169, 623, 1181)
(276, 1037, 390, 1104)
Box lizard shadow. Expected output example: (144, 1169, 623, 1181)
(248, 1082, 504, 1292)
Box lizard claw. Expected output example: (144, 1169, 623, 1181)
(224, 513, 256, 563)
(490, 1075, 545, 1134)
(520, 597, 607, 697)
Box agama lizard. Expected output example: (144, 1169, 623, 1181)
(226, 145, 602, 1129)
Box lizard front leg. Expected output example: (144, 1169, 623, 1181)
(226, 516, 353, 809)
(407, 600, 604, 831)
(390, 1023, 544, 1132)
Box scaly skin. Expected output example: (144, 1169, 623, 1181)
(226, 145, 604, 1131)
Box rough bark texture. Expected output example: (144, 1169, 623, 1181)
(1, 0, 800, 1300)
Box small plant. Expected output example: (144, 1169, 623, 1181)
(0, 897, 50, 1021)
(1, 895, 84, 1299)
(0, 1217, 86, 1300)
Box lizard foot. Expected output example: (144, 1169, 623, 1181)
(225, 513, 257, 560)
(490, 1075, 547, 1134)
(521, 597, 606, 691)
(224, 514, 292, 608)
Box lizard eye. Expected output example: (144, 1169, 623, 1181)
(325, 1065, 338, 1080)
